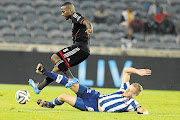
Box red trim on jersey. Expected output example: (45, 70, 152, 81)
(59, 51, 70, 68)
(74, 29, 80, 42)
(80, 18, 86, 24)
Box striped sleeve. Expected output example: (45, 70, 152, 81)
(127, 100, 141, 111)
(118, 82, 130, 91)
(134, 100, 141, 110)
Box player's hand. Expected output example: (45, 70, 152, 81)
(137, 107, 149, 115)
(137, 69, 151, 76)
(137, 111, 149, 115)
(85, 29, 93, 35)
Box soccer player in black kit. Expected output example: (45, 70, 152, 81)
(29, 2, 93, 94)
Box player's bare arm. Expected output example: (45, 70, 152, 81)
(122, 67, 151, 83)
(83, 19, 93, 35)
(137, 106, 149, 115)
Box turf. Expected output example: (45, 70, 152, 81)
(0, 84, 179, 120)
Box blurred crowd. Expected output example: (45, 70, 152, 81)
(92, 0, 180, 49)
(93, 0, 178, 35)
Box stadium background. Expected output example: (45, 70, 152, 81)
(0, 0, 180, 90)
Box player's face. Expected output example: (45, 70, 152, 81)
(61, 6, 72, 20)
(124, 85, 137, 98)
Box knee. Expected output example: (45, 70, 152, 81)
(51, 54, 60, 64)
(52, 67, 59, 73)
(58, 94, 67, 101)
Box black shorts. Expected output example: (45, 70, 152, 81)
(56, 44, 90, 68)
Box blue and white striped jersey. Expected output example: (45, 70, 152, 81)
(99, 82, 141, 112)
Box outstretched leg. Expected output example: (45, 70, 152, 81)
(37, 93, 87, 111)
(30, 53, 74, 94)
(36, 67, 61, 91)
(32, 63, 91, 98)
(37, 84, 97, 111)
(37, 94, 77, 108)
(29, 63, 76, 94)
(35, 63, 78, 87)
(36, 64, 97, 111)
(36, 63, 93, 97)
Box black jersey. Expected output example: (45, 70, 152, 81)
(71, 12, 89, 44)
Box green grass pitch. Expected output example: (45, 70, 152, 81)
(0, 84, 179, 120)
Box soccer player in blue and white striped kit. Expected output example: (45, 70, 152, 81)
(35, 63, 151, 114)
